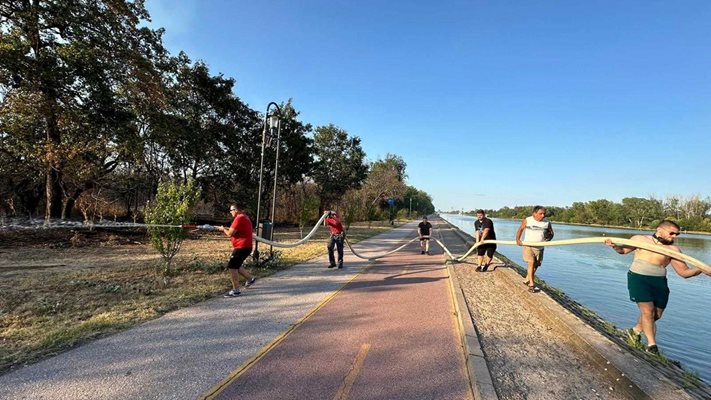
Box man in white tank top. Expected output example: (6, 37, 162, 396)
(515, 205, 553, 293)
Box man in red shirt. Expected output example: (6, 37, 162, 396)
(220, 203, 256, 297)
(325, 211, 345, 268)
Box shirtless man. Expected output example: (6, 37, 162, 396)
(606, 220, 711, 354)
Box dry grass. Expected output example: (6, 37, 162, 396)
(0, 220, 399, 374)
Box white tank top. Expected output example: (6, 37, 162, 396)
(524, 216, 550, 249)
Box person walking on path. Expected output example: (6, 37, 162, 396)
(474, 209, 497, 272)
(220, 203, 256, 297)
(605, 220, 710, 354)
(325, 211, 345, 268)
(515, 205, 554, 293)
(418, 216, 433, 255)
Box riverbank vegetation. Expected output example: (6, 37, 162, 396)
(462, 195, 711, 232)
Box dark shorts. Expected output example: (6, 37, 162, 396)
(627, 271, 670, 309)
(227, 247, 252, 269)
(476, 244, 496, 257)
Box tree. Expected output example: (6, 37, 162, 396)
(144, 179, 201, 276)
(0, 0, 166, 220)
(311, 124, 367, 212)
(258, 100, 314, 223)
(357, 154, 408, 223)
(133, 52, 268, 221)
(586, 199, 616, 225)
(679, 195, 711, 220)
(297, 184, 319, 238)
(401, 186, 435, 217)
(621, 197, 663, 228)
(272, 101, 314, 186)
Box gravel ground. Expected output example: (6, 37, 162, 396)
(454, 262, 630, 400)
(436, 217, 709, 400)
(430, 215, 637, 400)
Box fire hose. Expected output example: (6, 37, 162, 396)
(187, 216, 711, 273)
(439, 237, 711, 273)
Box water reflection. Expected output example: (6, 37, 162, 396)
(441, 213, 711, 383)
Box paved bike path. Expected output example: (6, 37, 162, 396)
(1, 221, 470, 400)
(210, 221, 471, 399)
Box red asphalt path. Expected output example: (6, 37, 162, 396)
(211, 239, 472, 400)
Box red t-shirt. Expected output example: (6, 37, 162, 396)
(230, 213, 253, 249)
(325, 216, 344, 234)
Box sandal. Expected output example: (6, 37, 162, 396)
(528, 286, 539, 293)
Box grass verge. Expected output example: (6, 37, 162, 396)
(0, 221, 399, 375)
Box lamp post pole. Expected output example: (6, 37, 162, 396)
(268, 115, 282, 257)
(253, 102, 282, 262)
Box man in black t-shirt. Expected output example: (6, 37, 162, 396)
(418, 216, 433, 255)
(474, 209, 497, 272)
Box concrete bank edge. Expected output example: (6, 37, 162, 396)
(441, 223, 498, 400)
(447, 263, 498, 400)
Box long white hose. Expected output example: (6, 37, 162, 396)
(252, 212, 421, 260)
(344, 236, 420, 262)
(432, 238, 457, 260)
(252, 211, 331, 248)
(252, 215, 711, 274)
(449, 237, 711, 273)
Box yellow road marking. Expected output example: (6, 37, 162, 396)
(333, 343, 371, 400)
(201, 266, 373, 400)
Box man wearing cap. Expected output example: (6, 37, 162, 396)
(325, 211, 345, 268)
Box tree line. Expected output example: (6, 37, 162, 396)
(468, 195, 711, 232)
(0, 1, 434, 225)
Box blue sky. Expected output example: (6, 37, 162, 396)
(145, 0, 711, 211)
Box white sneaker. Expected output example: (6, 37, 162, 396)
(224, 289, 241, 298)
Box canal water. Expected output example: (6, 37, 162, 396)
(441, 214, 711, 382)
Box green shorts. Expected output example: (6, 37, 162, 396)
(627, 271, 669, 309)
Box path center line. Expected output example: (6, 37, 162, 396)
(333, 343, 371, 400)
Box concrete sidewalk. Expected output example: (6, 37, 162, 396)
(0, 222, 444, 400)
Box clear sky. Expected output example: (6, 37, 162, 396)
(145, 0, 711, 211)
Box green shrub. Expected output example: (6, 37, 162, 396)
(144, 179, 201, 276)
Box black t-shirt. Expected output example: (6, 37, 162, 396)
(474, 218, 496, 240)
(418, 221, 432, 236)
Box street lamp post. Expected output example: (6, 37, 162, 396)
(268, 114, 282, 257)
(253, 102, 282, 262)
